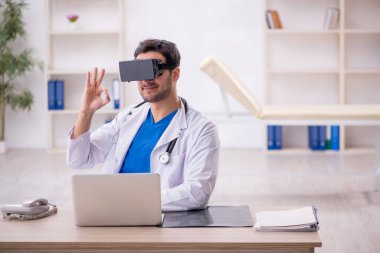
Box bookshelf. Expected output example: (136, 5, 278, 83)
(264, 0, 380, 152)
(45, 0, 125, 152)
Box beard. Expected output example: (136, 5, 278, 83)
(139, 76, 173, 103)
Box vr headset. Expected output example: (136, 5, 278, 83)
(119, 59, 176, 82)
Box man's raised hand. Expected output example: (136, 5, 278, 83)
(80, 67, 110, 115)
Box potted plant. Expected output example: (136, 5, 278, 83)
(0, 0, 41, 153)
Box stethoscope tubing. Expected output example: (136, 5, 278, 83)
(132, 97, 188, 164)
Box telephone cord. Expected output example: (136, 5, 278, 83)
(3, 203, 58, 221)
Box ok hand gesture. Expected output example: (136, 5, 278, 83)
(71, 68, 110, 139)
(80, 67, 110, 115)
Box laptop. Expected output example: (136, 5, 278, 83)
(72, 173, 162, 226)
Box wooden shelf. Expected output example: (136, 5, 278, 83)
(266, 29, 339, 35)
(49, 30, 120, 35)
(267, 69, 339, 74)
(48, 109, 120, 115)
(345, 29, 380, 34)
(265, 147, 373, 155)
(47, 69, 119, 75)
(265, 148, 339, 155)
(342, 148, 374, 154)
(345, 69, 380, 74)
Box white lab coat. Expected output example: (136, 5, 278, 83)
(66, 100, 220, 211)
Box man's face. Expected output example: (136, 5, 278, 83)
(135, 51, 177, 103)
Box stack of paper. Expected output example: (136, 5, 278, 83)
(254, 206, 319, 232)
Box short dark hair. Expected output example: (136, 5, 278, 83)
(134, 39, 181, 69)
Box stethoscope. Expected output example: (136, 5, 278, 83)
(132, 97, 188, 164)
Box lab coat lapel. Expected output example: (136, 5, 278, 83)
(154, 99, 188, 149)
(114, 104, 150, 168)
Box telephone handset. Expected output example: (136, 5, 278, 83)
(1, 198, 57, 220)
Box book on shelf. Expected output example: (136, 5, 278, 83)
(266, 10, 283, 29)
(254, 206, 319, 232)
(56, 80, 64, 110)
(308, 126, 326, 151)
(308, 126, 318, 150)
(318, 125, 327, 150)
(48, 80, 56, 110)
(266, 10, 275, 30)
(267, 125, 282, 150)
(308, 125, 339, 151)
(326, 125, 331, 150)
(271, 10, 283, 29)
(47, 79, 65, 110)
(323, 8, 340, 30)
(330, 125, 340, 150)
(112, 78, 121, 109)
(274, 125, 282, 149)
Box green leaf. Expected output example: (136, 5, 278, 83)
(0, 0, 27, 45)
(6, 88, 33, 111)
(1, 48, 35, 78)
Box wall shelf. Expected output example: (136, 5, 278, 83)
(345, 69, 380, 74)
(45, 0, 125, 151)
(49, 30, 119, 35)
(345, 29, 380, 34)
(267, 30, 340, 35)
(264, 0, 380, 152)
(47, 69, 120, 75)
(48, 109, 121, 115)
(267, 69, 340, 74)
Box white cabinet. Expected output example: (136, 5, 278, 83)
(45, 0, 125, 151)
(264, 0, 380, 152)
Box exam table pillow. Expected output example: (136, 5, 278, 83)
(199, 57, 262, 117)
(200, 57, 380, 120)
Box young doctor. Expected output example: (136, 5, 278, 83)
(66, 39, 220, 211)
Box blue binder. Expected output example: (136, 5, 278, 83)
(48, 80, 56, 110)
(55, 80, 64, 110)
(267, 125, 275, 150)
(331, 125, 340, 150)
(274, 125, 282, 149)
(318, 126, 327, 150)
(308, 126, 319, 150)
(267, 125, 282, 150)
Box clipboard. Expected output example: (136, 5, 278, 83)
(162, 205, 253, 228)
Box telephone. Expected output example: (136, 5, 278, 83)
(1, 198, 57, 221)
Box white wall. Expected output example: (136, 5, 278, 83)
(6, 0, 265, 149)
(5, 0, 46, 148)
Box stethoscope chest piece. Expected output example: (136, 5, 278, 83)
(155, 97, 187, 165)
(159, 152, 170, 164)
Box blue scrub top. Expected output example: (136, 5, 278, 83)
(119, 109, 177, 173)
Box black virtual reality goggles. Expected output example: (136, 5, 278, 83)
(119, 59, 176, 82)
